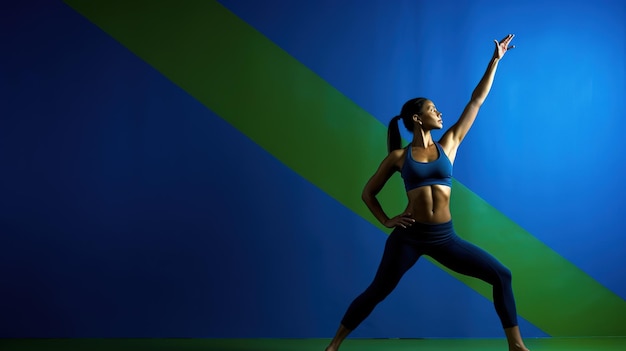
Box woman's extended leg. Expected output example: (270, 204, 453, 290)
(325, 231, 422, 351)
(429, 235, 529, 351)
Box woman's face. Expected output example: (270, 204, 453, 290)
(414, 100, 443, 130)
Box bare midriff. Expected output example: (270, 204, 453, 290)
(405, 184, 452, 224)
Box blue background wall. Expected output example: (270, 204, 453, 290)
(1, 0, 625, 339)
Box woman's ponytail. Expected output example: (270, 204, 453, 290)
(387, 115, 402, 153)
(387, 97, 427, 153)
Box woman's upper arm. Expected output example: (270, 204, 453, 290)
(439, 101, 480, 162)
(363, 150, 403, 197)
(444, 101, 480, 144)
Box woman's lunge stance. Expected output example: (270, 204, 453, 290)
(325, 34, 530, 351)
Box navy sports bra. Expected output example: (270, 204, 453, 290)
(401, 142, 452, 191)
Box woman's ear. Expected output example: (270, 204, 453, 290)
(413, 114, 421, 124)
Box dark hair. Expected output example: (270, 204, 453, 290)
(387, 97, 428, 153)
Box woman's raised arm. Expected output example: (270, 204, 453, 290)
(441, 34, 515, 154)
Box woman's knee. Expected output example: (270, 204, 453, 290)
(363, 282, 397, 303)
(496, 265, 512, 285)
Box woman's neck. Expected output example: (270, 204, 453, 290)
(411, 130, 434, 148)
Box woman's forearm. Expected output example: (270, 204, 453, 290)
(362, 192, 389, 226)
(471, 56, 500, 106)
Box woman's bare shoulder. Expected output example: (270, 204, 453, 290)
(384, 147, 407, 171)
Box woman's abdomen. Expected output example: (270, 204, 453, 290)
(406, 185, 452, 223)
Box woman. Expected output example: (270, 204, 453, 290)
(325, 34, 530, 351)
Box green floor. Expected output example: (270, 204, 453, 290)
(1, 338, 625, 351)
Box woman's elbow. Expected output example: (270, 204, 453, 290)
(361, 188, 375, 204)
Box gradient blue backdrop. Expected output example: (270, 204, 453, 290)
(0, 0, 624, 339)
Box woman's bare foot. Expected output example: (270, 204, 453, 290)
(325, 324, 351, 351)
(505, 326, 529, 351)
(509, 344, 530, 351)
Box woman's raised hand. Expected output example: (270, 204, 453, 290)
(494, 34, 515, 59)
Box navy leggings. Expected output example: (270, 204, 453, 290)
(341, 220, 518, 330)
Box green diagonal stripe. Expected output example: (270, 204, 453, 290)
(65, 0, 626, 336)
